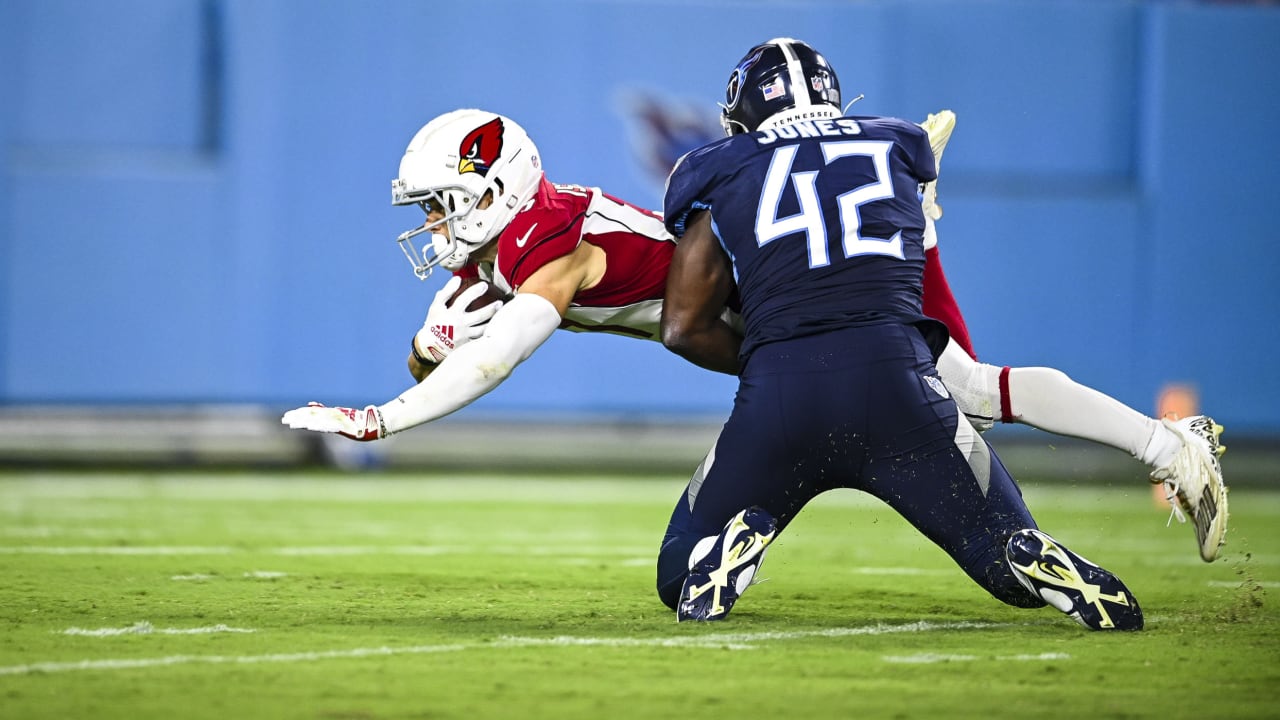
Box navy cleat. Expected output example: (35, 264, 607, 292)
(1006, 529, 1143, 631)
(677, 507, 777, 622)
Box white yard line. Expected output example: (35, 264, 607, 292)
(0, 544, 654, 556)
(850, 567, 952, 575)
(61, 622, 256, 637)
(0, 546, 236, 555)
(2, 526, 157, 539)
(2, 545, 1274, 571)
(1207, 580, 1279, 588)
(883, 652, 1071, 664)
(0, 620, 1017, 676)
(170, 571, 288, 581)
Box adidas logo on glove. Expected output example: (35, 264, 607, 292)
(430, 324, 455, 349)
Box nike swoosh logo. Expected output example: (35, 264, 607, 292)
(515, 223, 537, 247)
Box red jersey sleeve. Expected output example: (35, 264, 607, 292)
(493, 179, 588, 288)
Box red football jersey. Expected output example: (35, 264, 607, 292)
(921, 245, 977, 360)
(474, 178, 678, 340)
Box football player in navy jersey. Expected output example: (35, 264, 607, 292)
(657, 38, 1145, 629)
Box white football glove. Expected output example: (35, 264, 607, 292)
(281, 402, 386, 442)
(412, 276, 504, 365)
(918, 109, 956, 222)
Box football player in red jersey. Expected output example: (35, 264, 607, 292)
(283, 109, 693, 437)
(281, 107, 1226, 562)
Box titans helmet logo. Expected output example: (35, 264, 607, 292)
(725, 48, 765, 110)
(621, 92, 721, 190)
(458, 118, 504, 176)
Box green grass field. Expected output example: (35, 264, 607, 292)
(1, 470, 1276, 719)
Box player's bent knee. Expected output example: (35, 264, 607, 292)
(655, 535, 697, 610)
(989, 575, 1046, 609)
(1014, 366, 1074, 390)
(962, 538, 1045, 609)
(974, 562, 1043, 608)
(937, 345, 1000, 431)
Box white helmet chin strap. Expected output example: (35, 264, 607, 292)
(431, 232, 472, 271)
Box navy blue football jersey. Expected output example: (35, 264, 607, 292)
(664, 115, 941, 362)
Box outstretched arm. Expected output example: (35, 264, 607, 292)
(283, 244, 598, 439)
(660, 211, 741, 375)
(281, 293, 561, 440)
(378, 292, 561, 431)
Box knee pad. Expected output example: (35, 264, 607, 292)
(937, 342, 1000, 432)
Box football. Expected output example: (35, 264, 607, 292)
(448, 277, 509, 311)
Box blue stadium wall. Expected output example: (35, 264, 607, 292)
(1, 0, 1277, 431)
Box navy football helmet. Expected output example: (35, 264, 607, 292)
(721, 38, 842, 136)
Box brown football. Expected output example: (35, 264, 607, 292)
(448, 277, 509, 311)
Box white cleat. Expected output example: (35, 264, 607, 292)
(1150, 415, 1229, 562)
(918, 110, 956, 221)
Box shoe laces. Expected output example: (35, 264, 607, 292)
(1153, 431, 1205, 527)
(1162, 479, 1188, 526)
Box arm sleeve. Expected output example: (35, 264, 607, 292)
(663, 145, 719, 238)
(376, 292, 562, 434)
(911, 122, 938, 183)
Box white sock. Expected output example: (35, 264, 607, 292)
(1138, 421, 1183, 469)
(1003, 366, 1167, 467)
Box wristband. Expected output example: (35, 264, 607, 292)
(372, 405, 390, 438)
(411, 338, 440, 366)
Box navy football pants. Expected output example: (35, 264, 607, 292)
(656, 322, 1045, 611)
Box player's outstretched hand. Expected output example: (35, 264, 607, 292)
(281, 402, 385, 441)
(413, 276, 504, 365)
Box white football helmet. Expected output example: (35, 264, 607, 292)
(392, 109, 543, 279)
